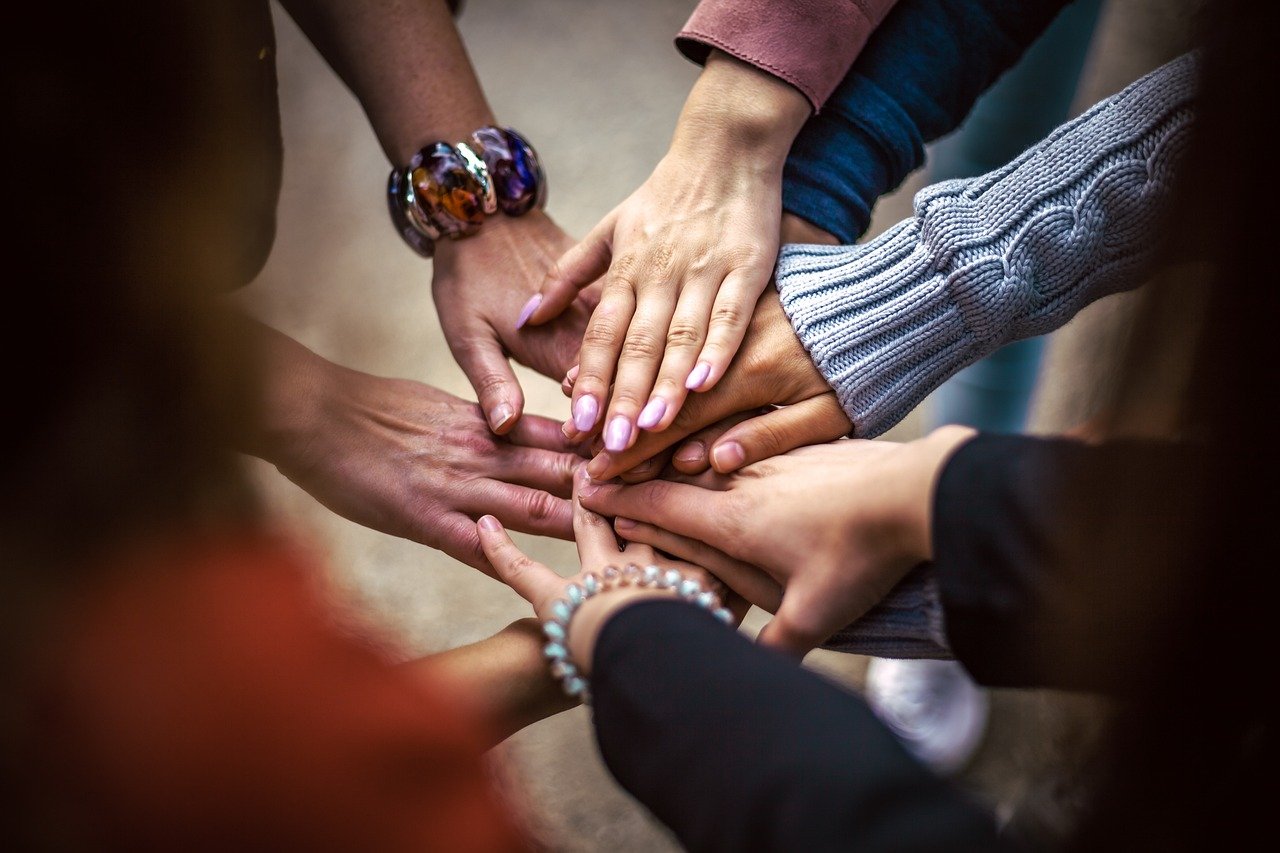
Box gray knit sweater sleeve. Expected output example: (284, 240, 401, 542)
(776, 53, 1199, 438)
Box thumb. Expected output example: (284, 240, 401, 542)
(449, 329, 526, 434)
(756, 582, 828, 658)
(477, 515, 563, 616)
(709, 394, 850, 473)
(524, 213, 615, 326)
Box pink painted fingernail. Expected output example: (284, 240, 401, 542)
(711, 440, 746, 472)
(478, 515, 501, 532)
(515, 294, 542, 330)
(573, 395, 599, 432)
(604, 416, 632, 453)
(685, 361, 712, 390)
(637, 397, 667, 429)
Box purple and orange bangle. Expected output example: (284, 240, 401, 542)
(387, 126, 547, 257)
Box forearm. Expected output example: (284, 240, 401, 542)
(592, 600, 1002, 851)
(777, 53, 1198, 438)
(783, 0, 1070, 242)
(933, 434, 1207, 694)
(409, 619, 577, 750)
(669, 50, 810, 173)
(278, 0, 493, 163)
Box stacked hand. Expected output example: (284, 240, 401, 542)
(577, 428, 976, 656)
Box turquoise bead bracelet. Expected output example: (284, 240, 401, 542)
(542, 564, 733, 705)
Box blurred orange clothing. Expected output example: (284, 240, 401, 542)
(22, 533, 528, 851)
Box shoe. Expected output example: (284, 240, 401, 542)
(864, 658, 989, 775)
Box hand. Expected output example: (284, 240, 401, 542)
(522, 51, 811, 452)
(432, 210, 600, 433)
(246, 322, 582, 573)
(569, 288, 852, 481)
(579, 427, 977, 656)
(475, 469, 745, 675)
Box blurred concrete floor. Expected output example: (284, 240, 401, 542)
(238, 0, 1192, 849)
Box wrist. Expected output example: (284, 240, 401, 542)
(238, 321, 334, 465)
(567, 587, 676, 676)
(780, 212, 840, 246)
(671, 50, 810, 167)
(908, 425, 979, 560)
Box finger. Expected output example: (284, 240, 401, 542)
(614, 517, 782, 611)
(525, 214, 616, 326)
(494, 445, 579, 497)
(586, 375, 766, 480)
(707, 394, 851, 473)
(757, 582, 830, 657)
(671, 408, 772, 474)
(602, 289, 678, 453)
(560, 364, 579, 398)
(570, 276, 636, 437)
(617, 446, 675, 484)
(446, 328, 525, 435)
(578, 478, 736, 554)
(572, 467, 625, 568)
(506, 412, 580, 453)
(430, 511, 494, 575)
(688, 267, 770, 393)
(461, 481, 574, 540)
(639, 280, 717, 432)
(477, 515, 564, 610)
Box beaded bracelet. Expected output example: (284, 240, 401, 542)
(387, 126, 546, 257)
(542, 564, 734, 704)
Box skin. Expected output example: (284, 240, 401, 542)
(241, 319, 583, 574)
(578, 427, 978, 656)
(524, 51, 812, 453)
(565, 288, 852, 482)
(413, 618, 579, 748)
(475, 469, 744, 675)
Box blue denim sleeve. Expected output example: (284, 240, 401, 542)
(783, 0, 1070, 242)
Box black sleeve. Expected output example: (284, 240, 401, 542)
(933, 433, 1204, 693)
(590, 600, 1007, 853)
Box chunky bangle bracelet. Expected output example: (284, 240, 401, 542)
(542, 564, 733, 704)
(387, 125, 546, 257)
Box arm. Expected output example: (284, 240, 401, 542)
(783, 0, 1072, 243)
(592, 601, 1003, 852)
(408, 618, 578, 749)
(778, 53, 1198, 438)
(278, 0, 592, 434)
(932, 433, 1206, 694)
(473, 483, 1004, 852)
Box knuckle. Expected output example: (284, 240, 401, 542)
(709, 301, 747, 332)
(619, 332, 663, 363)
(523, 489, 561, 524)
(583, 320, 624, 350)
(665, 321, 703, 350)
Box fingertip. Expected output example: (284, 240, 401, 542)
(478, 514, 502, 533)
(488, 401, 519, 434)
(684, 361, 712, 391)
(709, 440, 746, 473)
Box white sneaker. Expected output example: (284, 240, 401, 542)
(864, 658, 989, 775)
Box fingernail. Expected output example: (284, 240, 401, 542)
(515, 293, 542, 330)
(614, 517, 636, 531)
(578, 475, 601, 498)
(637, 397, 667, 430)
(561, 418, 575, 439)
(586, 455, 609, 480)
(711, 440, 746, 472)
(573, 395, 599, 432)
(478, 515, 501, 532)
(675, 440, 706, 463)
(566, 364, 580, 383)
(604, 416, 632, 453)
(627, 458, 653, 475)
(685, 361, 712, 390)
(489, 402, 515, 431)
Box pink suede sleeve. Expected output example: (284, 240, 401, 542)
(675, 0, 899, 111)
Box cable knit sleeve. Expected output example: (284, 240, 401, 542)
(776, 53, 1198, 438)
